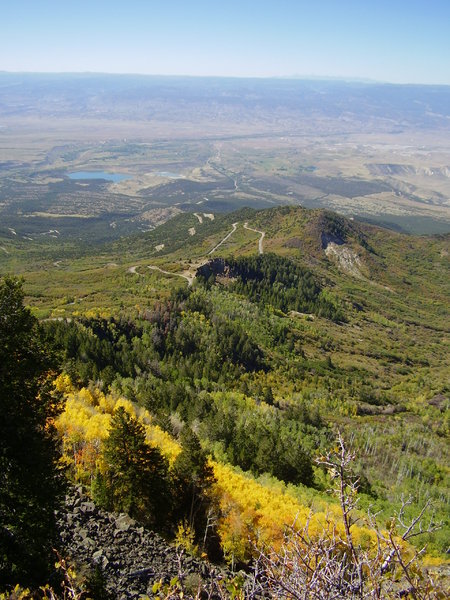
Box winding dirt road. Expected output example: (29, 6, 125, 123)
(148, 265, 194, 286)
(129, 219, 265, 287)
(208, 222, 238, 255)
(244, 222, 265, 254)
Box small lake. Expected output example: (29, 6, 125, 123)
(68, 171, 131, 182)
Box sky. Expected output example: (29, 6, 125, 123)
(1, 0, 449, 85)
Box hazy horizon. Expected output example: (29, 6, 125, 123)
(1, 71, 449, 89)
(2, 1, 450, 86)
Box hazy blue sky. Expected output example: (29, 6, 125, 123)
(1, 0, 449, 84)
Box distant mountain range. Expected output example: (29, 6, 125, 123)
(1, 72, 449, 130)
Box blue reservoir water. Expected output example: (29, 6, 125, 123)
(68, 171, 130, 182)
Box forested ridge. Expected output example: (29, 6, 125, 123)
(0, 206, 448, 598)
(197, 254, 345, 321)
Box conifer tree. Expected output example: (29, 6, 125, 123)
(171, 428, 219, 556)
(93, 407, 170, 527)
(0, 276, 64, 587)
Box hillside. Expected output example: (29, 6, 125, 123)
(1, 205, 449, 596)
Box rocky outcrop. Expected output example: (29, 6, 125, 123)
(324, 242, 365, 278)
(196, 258, 234, 280)
(56, 487, 228, 599)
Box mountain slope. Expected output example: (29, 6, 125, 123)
(1, 206, 448, 557)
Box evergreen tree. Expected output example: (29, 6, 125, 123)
(93, 407, 170, 527)
(0, 276, 64, 587)
(171, 428, 219, 556)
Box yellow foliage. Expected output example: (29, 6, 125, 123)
(57, 396, 110, 443)
(84, 308, 112, 319)
(55, 384, 182, 481)
(77, 387, 95, 406)
(423, 555, 448, 567)
(213, 462, 312, 551)
(98, 393, 116, 413)
(54, 373, 73, 394)
(175, 520, 198, 556)
(143, 423, 181, 463)
(54, 380, 396, 561)
(0, 585, 31, 599)
(113, 397, 135, 415)
(212, 462, 383, 563)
